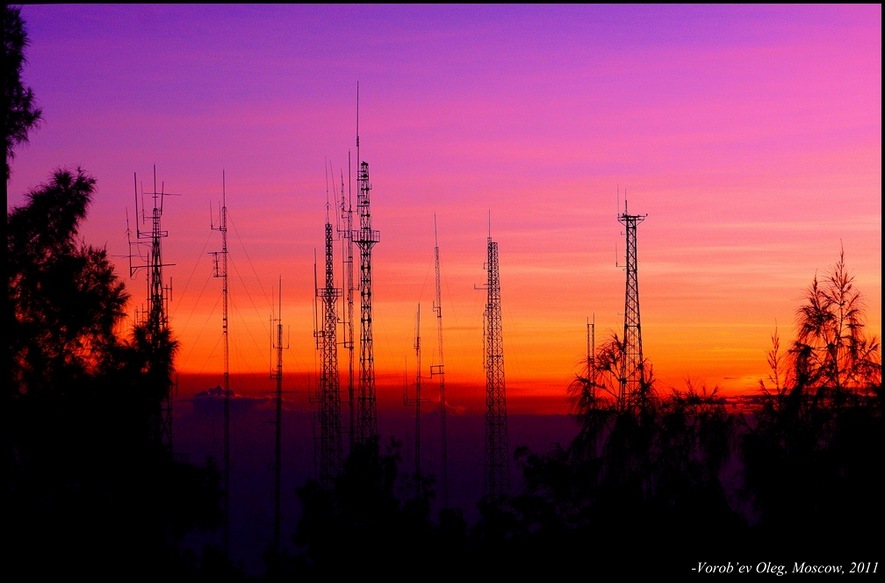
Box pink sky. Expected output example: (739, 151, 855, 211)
(7, 4, 881, 409)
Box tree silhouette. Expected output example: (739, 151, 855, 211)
(499, 380, 747, 577)
(7, 169, 127, 397)
(6, 168, 224, 578)
(3, 10, 234, 576)
(567, 332, 620, 459)
(792, 247, 881, 395)
(758, 323, 793, 398)
(4, 4, 43, 181)
(741, 250, 883, 554)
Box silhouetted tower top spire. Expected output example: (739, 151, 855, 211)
(617, 195, 647, 413)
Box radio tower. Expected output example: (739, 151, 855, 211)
(430, 213, 449, 508)
(584, 314, 602, 455)
(352, 85, 381, 445)
(404, 305, 429, 499)
(209, 173, 231, 555)
(338, 166, 356, 452)
(617, 197, 648, 413)
(269, 276, 288, 557)
(314, 203, 343, 488)
(478, 221, 509, 502)
(128, 165, 177, 452)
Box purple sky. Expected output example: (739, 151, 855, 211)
(7, 4, 881, 404)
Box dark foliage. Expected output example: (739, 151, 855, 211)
(4, 4, 43, 181)
(282, 249, 882, 578)
(6, 168, 225, 579)
(289, 436, 468, 578)
(740, 386, 884, 554)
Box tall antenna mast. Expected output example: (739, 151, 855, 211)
(127, 165, 178, 452)
(352, 84, 381, 445)
(582, 313, 603, 456)
(617, 195, 647, 413)
(356, 81, 360, 171)
(314, 190, 343, 487)
(339, 161, 356, 452)
(269, 276, 289, 558)
(476, 216, 509, 502)
(210, 171, 231, 555)
(430, 213, 448, 508)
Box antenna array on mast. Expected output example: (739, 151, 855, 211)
(209, 172, 231, 556)
(127, 165, 179, 452)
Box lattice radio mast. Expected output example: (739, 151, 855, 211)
(584, 314, 602, 455)
(352, 84, 381, 445)
(127, 165, 178, 452)
(209, 172, 231, 555)
(313, 200, 344, 488)
(430, 213, 449, 508)
(269, 276, 289, 556)
(477, 218, 509, 501)
(617, 196, 647, 412)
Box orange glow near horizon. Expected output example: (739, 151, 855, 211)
(8, 5, 881, 412)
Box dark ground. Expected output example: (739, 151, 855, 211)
(172, 395, 580, 576)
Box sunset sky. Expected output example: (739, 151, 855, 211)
(7, 4, 881, 411)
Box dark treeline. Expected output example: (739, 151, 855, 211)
(278, 263, 883, 578)
(5, 6, 882, 580)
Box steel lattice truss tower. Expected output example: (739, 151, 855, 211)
(430, 214, 449, 508)
(482, 235, 510, 501)
(129, 167, 176, 452)
(353, 161, 381, 444)
(316, 220, 343, 487)
(617, 200, 647, 412)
